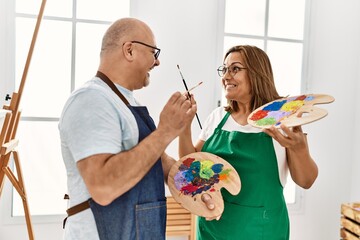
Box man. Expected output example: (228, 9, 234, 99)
(59, 18, 203, 240)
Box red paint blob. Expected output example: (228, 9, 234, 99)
(181, 184, 198, 193)
(250, 110, 268, 120)
(183, 157, 195, 168)
(295, 95, 306, 100)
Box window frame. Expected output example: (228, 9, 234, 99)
(1, 0, 131, 224)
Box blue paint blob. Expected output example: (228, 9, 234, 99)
(263, 100, 286, 111)
(211, 163, 224, 173)
(190, 161, 200, 172)
(184, 170, 194, 182)
(305, 96, 314, 101)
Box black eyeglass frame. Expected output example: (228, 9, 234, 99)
(217, 64, 247, 78)
(131, 40, 161, 60)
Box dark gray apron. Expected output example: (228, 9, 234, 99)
(90, 71, 166, 240)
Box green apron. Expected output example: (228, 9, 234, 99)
(197, 112, 289, 240)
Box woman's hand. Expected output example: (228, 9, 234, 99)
(263, 124, 307, 150)
(263, 124, 318, 189)
(201, 193, 221, 221)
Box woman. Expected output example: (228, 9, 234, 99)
(179, 45, 318, 240)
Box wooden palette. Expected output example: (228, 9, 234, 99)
(168, 152, 241, 218)
(247, 94, 335, 129)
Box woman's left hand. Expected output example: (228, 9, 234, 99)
(263, 124, 307, 150)
(263, 123, 318, 189)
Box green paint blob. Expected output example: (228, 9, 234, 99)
(220, 169, 231, 175)
(200, 168, 214, 180)
(200, 160, 214, 169)
(256, 117, 277, 126)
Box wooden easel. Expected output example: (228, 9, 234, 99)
(0, 1, 46, 239)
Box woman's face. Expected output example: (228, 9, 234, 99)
(222, 51, 251, 104)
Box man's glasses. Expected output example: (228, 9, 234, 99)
(131, 41, 161, 60)
(217, 64, 247, 77)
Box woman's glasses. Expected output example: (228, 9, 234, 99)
(217, 64, 247, 77)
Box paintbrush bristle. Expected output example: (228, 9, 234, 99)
(188, 81, 204, 92)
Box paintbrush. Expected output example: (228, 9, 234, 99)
(187, 81, 203, 93)
(177, 65, 202, 129)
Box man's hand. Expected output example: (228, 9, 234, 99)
(158, 92, 197, 140)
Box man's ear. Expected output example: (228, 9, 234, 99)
(123, 42, 134, 60)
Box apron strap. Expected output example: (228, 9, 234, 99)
(96, 71, 130, 106)
(215, 111, 231, 130)
(63, 195, 91, 229)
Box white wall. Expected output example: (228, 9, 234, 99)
(350, 7, 360, 202)
(289, 0, 360, 239)
(1, 0, 359, 239)
(131, 0, 221, 144)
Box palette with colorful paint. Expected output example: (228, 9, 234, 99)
(168, 152, 241, 218)
(247, 94, 335, 129)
